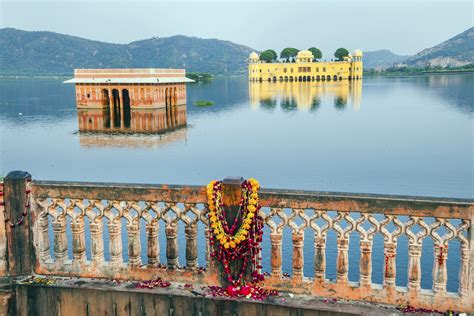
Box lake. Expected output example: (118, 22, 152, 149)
(0, 74, 473, 292)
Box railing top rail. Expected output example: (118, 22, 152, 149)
(32, 180, 474, 219)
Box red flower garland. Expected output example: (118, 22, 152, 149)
(207, 179, 265, 286)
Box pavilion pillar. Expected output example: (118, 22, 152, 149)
(108, 88, 114, 126)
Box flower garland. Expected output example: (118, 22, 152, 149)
(207, 178, 264, 286)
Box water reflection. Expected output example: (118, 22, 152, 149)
(77, 104, 187, 148)
(249, 81, 362, 111)
(78, 105, 187, 134)
(78, 128, 187, 149)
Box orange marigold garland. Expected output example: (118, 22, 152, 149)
(207, 178, 265, 286)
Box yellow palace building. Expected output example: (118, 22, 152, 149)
(248, 49, 363, 82)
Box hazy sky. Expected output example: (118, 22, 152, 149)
(1, 0, 473, 55)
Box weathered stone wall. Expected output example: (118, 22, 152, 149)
(12, 281, 399, 316)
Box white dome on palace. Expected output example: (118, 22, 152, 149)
(297, 50, 314, 59)
(353, 49, 363, 57)
(249, 52, 259, 60)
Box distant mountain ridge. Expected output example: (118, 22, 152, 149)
(363, 49, 412, 70)
(1, 27, 473, 75)
(0, 28, 254, 75)
(404, 27, 474, 67)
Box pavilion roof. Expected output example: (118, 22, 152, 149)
(63, 77, 195, 84)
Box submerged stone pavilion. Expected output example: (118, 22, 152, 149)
(64, 68, 193, 132)
(64, 68, 194, 109)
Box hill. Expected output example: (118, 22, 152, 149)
(404, 27, 474, 67)
(363, 49, 411, 70)
(0, 28, 254, 75)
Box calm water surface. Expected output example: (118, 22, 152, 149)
(0, 75, 473, 291)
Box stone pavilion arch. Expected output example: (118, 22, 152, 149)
(121, 89, 131, 128)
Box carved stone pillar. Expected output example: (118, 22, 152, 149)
(108, 223, 122, 266)
(314, 236, 326, 283)
(458, 233, 469, 297)
(89, 220, 104, 265)
(52, 218, 67, 263)
(270, 233, 282, 279)
(292, 232, 304, 282)
(38, 213, 50, 263)
(165, 222, 178, 269)
(127, 223, 141, 267)
(408, 244, 422, 294)
(433, 244, 448, 294)
(383, 241, 397, 289)
(185, 223, 198, 270)
(146, 222, 159, 266)
(71, 221, 86, 263)
(336, 237, 349, 284)
(359, 240, 372, 288)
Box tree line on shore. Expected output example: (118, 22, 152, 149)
(258, 48, 350, 63)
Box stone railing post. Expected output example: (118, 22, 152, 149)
(219, 176, 245, 284)
(3, 171, 34, 276)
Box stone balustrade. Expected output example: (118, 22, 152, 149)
(1, 173, 473, 313)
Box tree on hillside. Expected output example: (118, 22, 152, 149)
(280, 48, 299, 62)
(308, 47, 322, 61)
(334, 48, 350, 61)
(260, 49, 278, 63)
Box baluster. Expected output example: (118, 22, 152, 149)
(127, 222, 141, 267)
(108, 222, 122, 266)
(292, 232, 304, 282)
(146, 222, 159, 265)
(205, 227, 212, 271)
(432, 244, 448, 294)
(270, 233, 282, 278)
(71, 221, 86, 263)
(52, 216, 67, 263)
(359, 240, 372, 288)
(336, 237, 349, 283)
(314, 236, 326, 282)
(408, 244, 422, 293)
(38, 213, 51, 263)
(383, 242, 397, 289)
(166, 222, 178, 269)
(185, 223, 198, 270)
(89, 220, 104, 265)
(458, 237, 469, 297)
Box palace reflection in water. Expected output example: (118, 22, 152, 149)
(78, 105, 187, 133)
(249, 80, 362, 111)
(77, 104, 187, 148)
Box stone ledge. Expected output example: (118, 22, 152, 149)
(11, 276, 418, 315)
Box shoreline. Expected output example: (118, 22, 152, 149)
(1, 71, 473, 81)
(364, 69, 474, 78)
